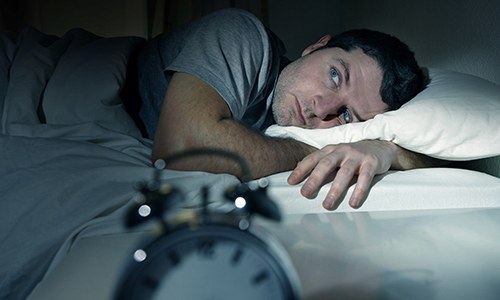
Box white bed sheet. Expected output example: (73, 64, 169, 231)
(26, 206, 500, 300)
(5, 127, 499, 300)
(267, 168, 500, 215)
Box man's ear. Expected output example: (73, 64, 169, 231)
(301, 35, 332, 56)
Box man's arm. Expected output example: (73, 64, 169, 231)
(152, 72, 316, 179)
(287, 140, 447, 210)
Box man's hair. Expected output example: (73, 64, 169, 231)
(321, 29, 424, 110)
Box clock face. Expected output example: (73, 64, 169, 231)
(116, 225, 299, 300)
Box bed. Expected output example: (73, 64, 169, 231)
(2, 1, 500, 299)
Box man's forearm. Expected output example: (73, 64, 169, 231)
(155, 118, 317, 180)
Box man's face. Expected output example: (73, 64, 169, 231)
(272, 47, 387, 128)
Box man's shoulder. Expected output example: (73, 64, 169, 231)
(207, 8, 262, 24)
(198, 8, 266, 37)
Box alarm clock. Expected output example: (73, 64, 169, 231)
(113, 153, 302, 300)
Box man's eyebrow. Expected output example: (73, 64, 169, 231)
(337, 58, 350, 85)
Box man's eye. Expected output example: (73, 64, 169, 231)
(330, 68, 340, 86)
(343, 108, 352, 123)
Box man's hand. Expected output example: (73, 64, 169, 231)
(287, 140, 400, 210)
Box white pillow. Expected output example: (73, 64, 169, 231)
(265, 68, 500, 160)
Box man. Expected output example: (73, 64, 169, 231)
(138, 9, 437, 210)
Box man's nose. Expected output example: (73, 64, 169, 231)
(312, 94, 343, 121)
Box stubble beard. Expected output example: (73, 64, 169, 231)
(271, 61, 301, 126)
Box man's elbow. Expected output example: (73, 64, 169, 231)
(150, 139, 186, 165)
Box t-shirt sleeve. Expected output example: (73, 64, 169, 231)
(164, 9, 274, 120)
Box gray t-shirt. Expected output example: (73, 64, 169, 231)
(138, 8, 286, 138)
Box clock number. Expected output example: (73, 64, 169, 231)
(166, 250, 181, 266)
(252, 270, 270, 286)
(230, 247, 244, 266)
(197, 240, 216, 259)
(141, 275, 159, 290)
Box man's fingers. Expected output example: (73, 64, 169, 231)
(288, 156, 314, 185)
(290, 141, 392, 210)
(300, 152, 342, 199)
(322, 159, 357, 210)
(288, 148, 332, 185)
(348, 165, 377, 208)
